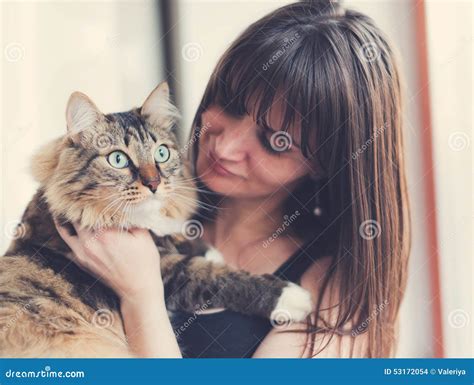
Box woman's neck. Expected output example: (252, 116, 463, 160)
(204, 191, 297, 269)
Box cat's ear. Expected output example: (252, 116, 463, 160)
(141, 82, 180, 128)
(66, 92, 102, 140)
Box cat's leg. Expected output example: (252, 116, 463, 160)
(0, 257, 133, 358)
(161, 254, 312, 322)
(203, 247, 225, 265)
(0, 302, 133, 358)
(43, 334, 135, 358)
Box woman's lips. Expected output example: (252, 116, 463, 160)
(207, 150, 237, 177)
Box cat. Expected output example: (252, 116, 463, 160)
(0, 83, 312, 357)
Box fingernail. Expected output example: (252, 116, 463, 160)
(55, 216, 77, 237)
(63, 222, 77, 236)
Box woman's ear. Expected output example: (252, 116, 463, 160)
(308, 168, 325, 181)
(308, 155, 327, 180)
(141, 81, 180, 129)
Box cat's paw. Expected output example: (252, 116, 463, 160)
(204, 247, 225, 265)
(270, 283, 313, 324)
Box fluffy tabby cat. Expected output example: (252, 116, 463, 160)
(0, 83, 312, 357)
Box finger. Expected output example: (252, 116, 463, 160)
(129, 227, 150, 238)
(98, 227, 137, 247)
(54, 220, 89, 259)
(54, 219, 77, 246)
(73, 223, 98, 243)
(56, 220, 77, 236)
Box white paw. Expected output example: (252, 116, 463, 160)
(204, 247, 225, 265)
(270, 283, 313, 325)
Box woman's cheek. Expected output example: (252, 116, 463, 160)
(252, 156, 304, 187)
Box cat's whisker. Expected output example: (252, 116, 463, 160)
(128, 205, 136, 231)
(171, 184, 220, 195)
(194, 212, 218, 222)
(97, 197, 127, 227)
(99, 196, 124, 215)
(168, 193, 219, 212)
(122, 203, 134, 232)
(174, 174, 203, 181)
(168, 189, 217, 205)
(178, 196, 221, 211)
(166, 197, 202, 214)
(117, 202, 130, 233)
(180, 164, 225, 181)
(96, 199, 122, 224)
(109, 200, 128, 227)
(124, 202, 133, 230)
(115, 201, 125, 232)
(165, 191, 200, 204)
(89, 191, 126, 205)
(177, 168, 217, 181)
(166, 196, 197, 212)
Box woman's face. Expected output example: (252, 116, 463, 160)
(196, 104, 314, 199)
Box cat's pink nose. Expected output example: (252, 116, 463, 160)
(139, 165, 161, 193)
(142, 178, 160, 193)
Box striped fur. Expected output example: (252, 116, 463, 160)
(0, 83, 304, 357)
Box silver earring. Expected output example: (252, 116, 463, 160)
(312, 179, 324, 217)
(313, 206, 323, 216)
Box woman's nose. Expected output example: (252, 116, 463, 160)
(213, 122, 252, 162)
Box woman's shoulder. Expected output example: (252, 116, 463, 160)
(299, 255, 369, 358)
(300, 254, 333, 299)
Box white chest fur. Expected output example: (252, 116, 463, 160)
(127, 198, 185, 236)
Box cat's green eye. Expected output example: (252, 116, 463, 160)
(107, 151, 129, 169)
(154, 144, 170, 163)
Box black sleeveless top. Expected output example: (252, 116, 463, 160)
(170, 245, 317, 358)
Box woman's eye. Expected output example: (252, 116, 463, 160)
(107, 151, 129, 169)
(154, 144, 170, 163)
(261, 136, 277, 153)
(258, 128, 293, 155)
(258, 130, 283, 155)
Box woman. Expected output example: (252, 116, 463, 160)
(56, 0, 410, 358)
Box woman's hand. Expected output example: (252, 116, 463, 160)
(55, 222, 182, 357)
(55, 222, 163, 301)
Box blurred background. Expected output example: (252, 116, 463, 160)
(1, 0, 472, 358)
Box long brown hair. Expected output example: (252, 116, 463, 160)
(187, 0, 410, 357)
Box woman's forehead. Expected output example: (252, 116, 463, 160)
(210, 78, 317, 157)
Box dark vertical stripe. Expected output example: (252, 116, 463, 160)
(148, 130, 158, 143)
(160, 0, 177, 94)
(67, 153, 99, 184)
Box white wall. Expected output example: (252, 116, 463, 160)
(171, 0, 295, 137)
(1, 0, 165, 253)
(425, 0, 472, 358)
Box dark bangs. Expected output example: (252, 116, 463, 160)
(199, 23, 318, 159)
(190, 15, 335, 243)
